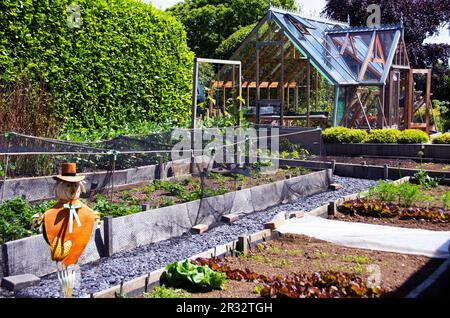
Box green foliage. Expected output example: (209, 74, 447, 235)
(153, 180, 186, 197)
(367, 180, 435, 208)
(339, 198, 449, 222)
(168, 0, 297, 58)
(397, 129, 429, 144)
(60, 121, 175, 143)
(413, 171, 439, 189)
(215, 23, 257, 59)
(0, 197, 56, 244)
(323, 127, 430, 144)
(365, 129, 401, 144)
(321, 127, 368, 143)
(144, 285, 191, 298)
(164, 259, 226, 290)
(397, 182, 423, 207)
(440, 191, 450, 209)
(432, 132, 450, 144)
(92, 194, 140, 218)
(0, 0, 193, 136)
(367, 180, 399, 203)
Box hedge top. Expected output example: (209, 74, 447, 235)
(322, 127, 430, 144)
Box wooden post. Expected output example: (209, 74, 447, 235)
(315, 70, 319, 112)
(405, 69, 413, 129)
(246, 85, 250, 110)
(306, 59, 311, 127)
(103, 216, 113, 257)
(425, 69, 431, 134)
(191, 58, 198, 130)
(222, 85, 226, 115)
(256, 32, 260, 125)
(280, 41, 285, 126)
(295, 85, 298, 112)
(286, 85, 290, 112)
(209, 83, 214, 116)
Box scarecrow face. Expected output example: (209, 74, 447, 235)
(55, 181, 81, 201)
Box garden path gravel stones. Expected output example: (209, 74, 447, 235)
(15, 176, 376, 298)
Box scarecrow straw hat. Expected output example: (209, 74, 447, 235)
(53, 163, 85, 183)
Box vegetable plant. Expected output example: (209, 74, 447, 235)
(144, 285, 191, 298)
(413, 171, 439, 189)
(164, 259, 226, 290)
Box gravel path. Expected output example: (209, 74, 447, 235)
(15, 176, 377, 298)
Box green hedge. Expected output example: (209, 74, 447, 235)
(215, 23, 256, 59)
(432, 132, 450, 144)
(365, 129, 401, 143)
(397, 129, 429, 144)
(0, 0, 193, 135)
(322, 127, 368, 143)
(322, 127, 430, 144)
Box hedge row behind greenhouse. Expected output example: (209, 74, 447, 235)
(0, 0, 193, 136)
(322, 127, 430, 144)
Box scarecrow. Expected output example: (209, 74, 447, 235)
(34, 163, 99, 297)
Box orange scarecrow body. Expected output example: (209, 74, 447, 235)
(42, 163, 98, 267)
(43, 200, 96, 267)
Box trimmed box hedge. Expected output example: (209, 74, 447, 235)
(322, 127, 430, 144)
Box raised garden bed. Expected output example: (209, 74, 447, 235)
(335, 179, 450, 231)
(1, 168, 332, 280)
(91, 165, 311, 217)
(308, 155, 450, 172)
(143, 234, 444, 298)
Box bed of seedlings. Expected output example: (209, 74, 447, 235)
(336, 173, 450, 231)
(89, 163, 312, 218)
(143, 234, 443, 299)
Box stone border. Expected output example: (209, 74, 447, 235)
(325, 143, 450, 161)
(0, 169, 331, 279)
(0, 156, 213, 202)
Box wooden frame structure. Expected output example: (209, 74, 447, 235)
(203, 7, 433, 132)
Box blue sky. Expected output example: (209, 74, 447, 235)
(144, 0, 449, 45)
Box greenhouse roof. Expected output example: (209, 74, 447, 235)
(267, 7, 404, 85)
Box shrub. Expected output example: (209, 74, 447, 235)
(432, 132, 450, 144)
(0, 0, 193, 136)
(0, 197, 56, 244)
(365, 129, 401, 143)
(398, 129, 429, 144)
(321, 127, 368, 143)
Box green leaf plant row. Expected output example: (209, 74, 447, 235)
(0, 0, 194, 137)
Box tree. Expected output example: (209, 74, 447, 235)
(167, 0, 297, 58)
(215, 23, 257, 59)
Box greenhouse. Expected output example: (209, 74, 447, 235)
(208, 7, 433, 132)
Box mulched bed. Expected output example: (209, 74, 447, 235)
(333, 211, 450, 231)
(94, 167, 311, 209)
(185, 234, 443, 298)
(307, 155, 450, 172)
(334, 184, 450, 231)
